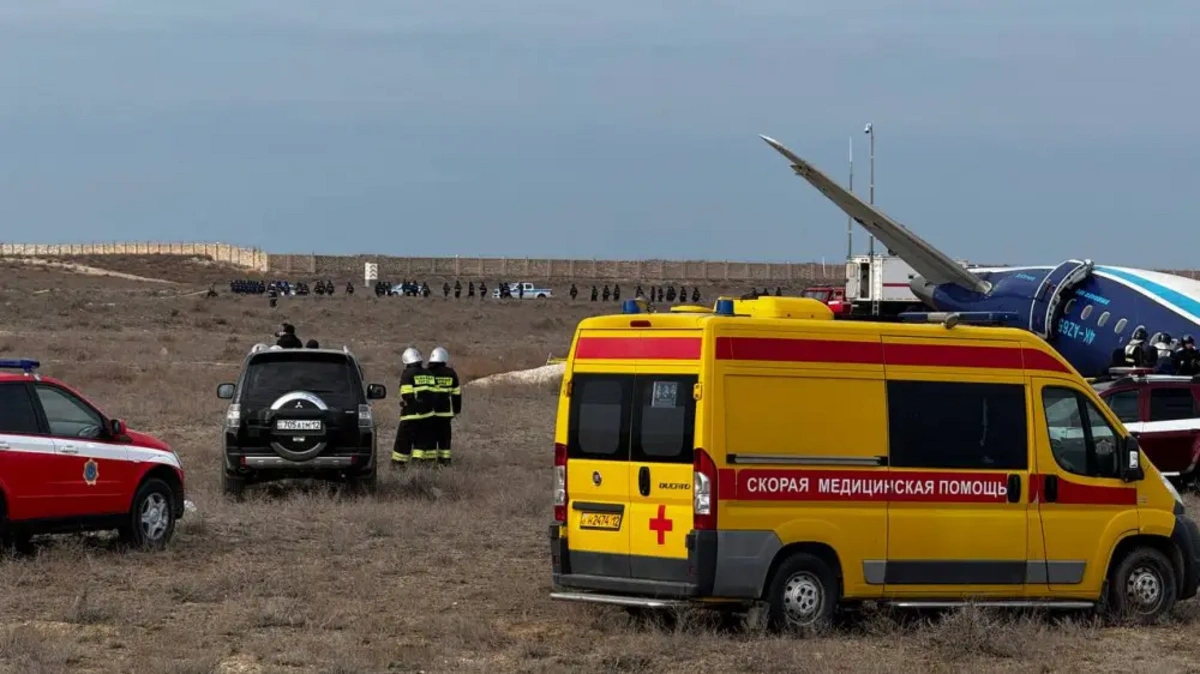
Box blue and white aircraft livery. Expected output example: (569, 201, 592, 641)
(760, 135, 1200, 379)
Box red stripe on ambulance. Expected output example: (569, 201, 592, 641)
(1029, 474, 1137, 505)
(574, 337, 702, 360)
(732, 469, 1011, 503)
(714, 337, 1070, 373)
(715, 336, 882, 364)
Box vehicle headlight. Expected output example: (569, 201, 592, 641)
(1160, 470, 1183, 506)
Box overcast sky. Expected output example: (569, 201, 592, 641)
(1, 1, 1197, 267)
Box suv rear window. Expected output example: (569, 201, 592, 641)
(567, 373, 696, 464)
(241, 352, 363, 409)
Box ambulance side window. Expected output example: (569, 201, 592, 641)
(632, 375, 697, 465)
(1042, 387, 1120, 479)
(567, 375, 632, 460)
(886, 380, 1028, 470)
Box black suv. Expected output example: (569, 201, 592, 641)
(216, 345, 387, 497)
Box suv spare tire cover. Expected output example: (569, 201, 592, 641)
(268, 391, 329, 461)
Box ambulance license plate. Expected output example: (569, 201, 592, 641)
(579, 512, 622, 531)
(276, 419, 323, 431)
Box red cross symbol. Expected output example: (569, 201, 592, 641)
(648, 504, 673, 545)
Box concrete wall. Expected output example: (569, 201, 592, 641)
(7, 241, 1199, 284)
(270, 254, 836, 283)
(0, 242, 269, 271)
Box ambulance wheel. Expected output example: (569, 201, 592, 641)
(765, 553, 837, 631)
(119, 478, 177, 551)
(1105, 546, 1177, 623)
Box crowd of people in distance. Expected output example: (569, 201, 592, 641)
(229, 279, 349, 296)
(217, 277, 793, 308)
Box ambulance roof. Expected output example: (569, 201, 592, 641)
(574, 297, 1076, 375)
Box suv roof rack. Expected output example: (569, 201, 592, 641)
(1087, 366, 1200, 387)
(247, 343, 354, 356)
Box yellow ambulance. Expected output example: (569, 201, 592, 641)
(548, 296, 1200, 627)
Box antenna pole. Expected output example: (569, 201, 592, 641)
(866, 122, 875, 258)
(865, 122, 878, 317)
(847, 137, 854, 260)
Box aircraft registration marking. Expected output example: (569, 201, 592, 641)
(1058, 318, 1096, 345)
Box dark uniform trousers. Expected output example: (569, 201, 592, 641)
(427, 366, 462, 465)
(431, 417, 452, 463)
(392, 369, 437, 466)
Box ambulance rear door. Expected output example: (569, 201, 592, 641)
(627, 370, 698, 583)
(565, 372, 634, 578)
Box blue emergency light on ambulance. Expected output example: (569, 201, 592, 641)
(761, 134, 1200, 378)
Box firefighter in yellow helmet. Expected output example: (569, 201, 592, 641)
(392, 347, 435, 467)
(426, 346, 462, 466)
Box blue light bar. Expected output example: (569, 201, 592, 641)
(714, 299, 735, 316)
(898, 311, 1019, 326)
(622, 299, 641, 314)
(0, 359, 40, 373)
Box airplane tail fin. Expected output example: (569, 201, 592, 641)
(759, 135, 989, 295)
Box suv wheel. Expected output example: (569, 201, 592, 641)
(222, 471, 246, 500)
(268, 391, 330, 462)
(119, 478, 177, 551)
(346, 470, 377, 496)
(0, 498, 33, 556)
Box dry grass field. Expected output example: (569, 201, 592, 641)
(3, 256, 1200, 673)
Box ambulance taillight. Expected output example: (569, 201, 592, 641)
(693, 448, 717, 530)
(553, 442, 568, 523)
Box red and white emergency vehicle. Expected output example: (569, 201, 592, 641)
(803, 255, 968, 319)
(1094, 367, 1200, 485)
(0, 359, 185, 550)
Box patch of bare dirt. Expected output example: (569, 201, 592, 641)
(2, 275, 1199, 673)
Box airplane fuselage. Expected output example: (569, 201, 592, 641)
(920, 265, 1200, 378)
(757, 134, 1200, 379)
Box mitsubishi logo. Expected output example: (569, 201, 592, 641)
(295, 402, 303, 409)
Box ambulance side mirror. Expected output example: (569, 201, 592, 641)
(1121, 435, 1144, 482)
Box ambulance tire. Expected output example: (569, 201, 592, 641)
(765, 553, 838, 631)
(1104, 546, 1177, 623)
(118, 478, 177, 551)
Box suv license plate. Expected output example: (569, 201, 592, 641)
(276, 419, 323, 431)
